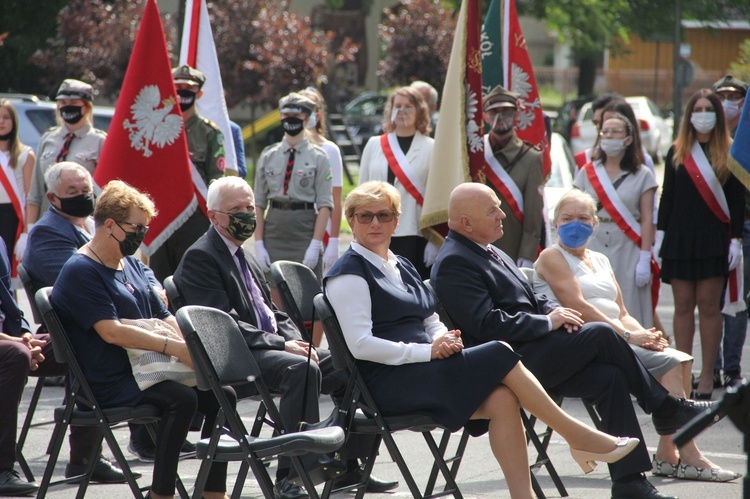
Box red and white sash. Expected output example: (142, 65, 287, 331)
(574, 148, 592, 170)
(584, 161, 662, 309)
(682, 142, 745, 314)
(483, 135, 524, 222)
(380, 133, 425, 206)
(0, 151, 25, 278)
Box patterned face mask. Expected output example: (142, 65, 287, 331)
(217, 210, 257, 241)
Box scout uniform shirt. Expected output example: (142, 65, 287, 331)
(185, 113, 227, 184)
(27, 123, 106, 214)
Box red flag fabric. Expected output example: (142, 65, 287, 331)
(94, 0, 196, 257)
(420, 0, 483, 243)
(502, 0, 551, 178)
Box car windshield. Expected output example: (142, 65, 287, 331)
(26, 109, 57, 134)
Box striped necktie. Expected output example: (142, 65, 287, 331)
(282, 147, 296, 195)
(56, 133, 76, 162)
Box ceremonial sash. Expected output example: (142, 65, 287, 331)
(190, 160, 209, 217)
(380, 133, 425, 206)
(0, 152, 25, 278)
(483, 135, 524, 222)
(574, 148, 592, 170)
(682, 142, 745, 314)
(584, 161, 661, 309)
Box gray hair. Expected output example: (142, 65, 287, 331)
(410, 81, 438, 107)
(44, 162, 91, 194)
(206, 176, 253, 210)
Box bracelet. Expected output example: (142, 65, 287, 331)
(162, 336, 169, 354)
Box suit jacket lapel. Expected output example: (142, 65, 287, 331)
(207, 227, 259, 326)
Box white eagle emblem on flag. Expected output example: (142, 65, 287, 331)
(123, 85, 183, 157)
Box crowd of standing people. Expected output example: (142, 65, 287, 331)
(0, 64, 747, 499)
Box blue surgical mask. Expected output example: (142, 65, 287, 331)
(557, 221, 594, 248)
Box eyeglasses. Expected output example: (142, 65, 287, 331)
(116, 221, 149, 237)
(599, 128, 627, 137)
(353, 211, 396, 224)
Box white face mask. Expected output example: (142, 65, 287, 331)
(722, 99, 741, 122)
(691, 111, 716, 134)
(599, 138, 628, 157)
(305, 112, 318, 130)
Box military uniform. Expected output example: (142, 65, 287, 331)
(148, 65, 227, 282)
(255, 136, 332, 279)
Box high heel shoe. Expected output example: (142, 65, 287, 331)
(570, 437, 640, 474)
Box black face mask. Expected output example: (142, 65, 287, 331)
(281, 117, 305, 136)
(54, 192, 95, 218)
(177, 90, 197, 112)
(60, 105, 84, 125)
(112, 222, 147, 257)
(219, 211, 257, 242)
(0, 132, 12, 141)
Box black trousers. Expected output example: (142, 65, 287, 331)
(137, 381, 236, 495)
(515, 322, 669, 481)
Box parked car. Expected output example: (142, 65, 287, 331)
(569, 96, 672, 162)
(552, 96, 593, 144)
(341, 92, 386, 147)
(543, 132, 577, 245)
(1, 93, 115, 153)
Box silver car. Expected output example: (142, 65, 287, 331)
(569, 96, 673, 162)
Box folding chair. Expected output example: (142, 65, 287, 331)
(35, 287, 188, 499)
(176, 305, 345, 499)
(15, 264, 61, 482)
(269, 260, 321, 342)
(163, 275, 185, 313)
(423, 279, 568, 499)
(314, 293, 463, 499)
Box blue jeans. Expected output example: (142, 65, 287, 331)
(717, 220, 750, 374)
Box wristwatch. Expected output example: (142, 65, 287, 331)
(622, 330, 631, 342)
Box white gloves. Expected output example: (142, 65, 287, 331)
(652, 230, 664, 267)
(728, 238, 742, 271)
(323, 237, 340, 269)
(254, 240, 272, 271)
(516, 257, 534, 269)
(14, 233, 28, 262)
(635, 250, 651, 287)
(423, 241, 439, 267)
(303, 239, 323, 269)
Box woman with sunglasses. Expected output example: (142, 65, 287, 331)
(51, 180, 232, 499)
(358, 86, 435, 279)
(324, 181, 639, 498)
(573, 112, 658, 329)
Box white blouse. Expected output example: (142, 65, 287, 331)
(325, 242, 447, 365)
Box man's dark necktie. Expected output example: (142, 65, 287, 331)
(282, 147, 296, 195)
(56, 133, 75, 162)
(235, 247, 275, 333)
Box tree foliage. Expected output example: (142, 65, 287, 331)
(377, 0, 456, 92)
(728, 39, 750, 83)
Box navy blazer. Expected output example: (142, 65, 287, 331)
(174, 225, 302, 350)
(430, 230, 558, 347)
(0, 239, 30, 336)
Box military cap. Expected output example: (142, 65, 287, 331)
(279, 92, 315, 115)
(712, 74, 748, 96)
(55, 79, 94, 101)
(483, 85, 520, 111)
(172, 64, 206, 88)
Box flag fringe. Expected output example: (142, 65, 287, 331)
(728, 156, 750, 191)
(140, 196, 198, 257)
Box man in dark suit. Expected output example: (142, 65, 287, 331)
(431, 182, 716, 499)
(174, 177, 397, 499)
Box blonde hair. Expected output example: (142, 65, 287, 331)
(382, 86, 432, 135)
(673, 89, 731, 183)
(345, 181, 401, 222)
(94, 180, 157, 226)
(0, 99, 23, 169)
(553, 189, 599, 225)
(299, 87, 328, 139)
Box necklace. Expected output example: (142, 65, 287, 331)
(87, 244, 135, 294)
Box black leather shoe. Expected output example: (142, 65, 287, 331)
(0, 468, 38, 496)
(611, 475, 677, 498)
(65, 456, 141, 484)
(652, 398, 719, 436)
(274, 478, 308, 499)
(334, 465, 399, 492)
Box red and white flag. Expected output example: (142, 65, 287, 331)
(420, 0, 484, 244)
(501, 0, 550, 179)
(180, 0, 238, 179)
(95, 0, 196, 257)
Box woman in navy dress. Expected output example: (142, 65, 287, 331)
(52, 180, 232, 499)
(324, 181, 639, 498)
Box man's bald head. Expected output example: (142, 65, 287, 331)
(448, 182, 505, 245)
